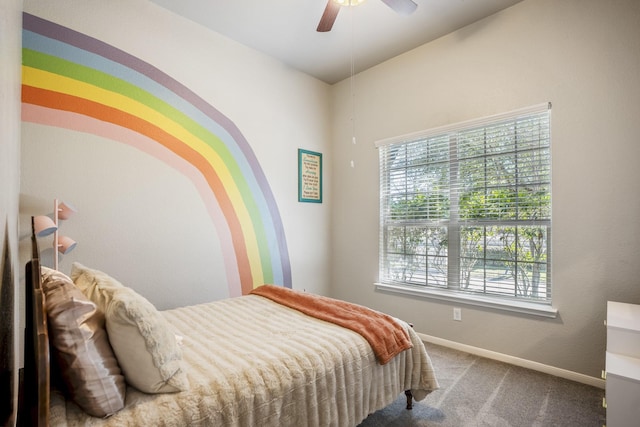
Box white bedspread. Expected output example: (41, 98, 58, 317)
(51, 294, 438, 426)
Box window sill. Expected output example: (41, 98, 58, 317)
(374, 282, 558, 318)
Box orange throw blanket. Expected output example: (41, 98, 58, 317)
(250, 285, 412, 364)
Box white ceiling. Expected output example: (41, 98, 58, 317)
(148, 0, 524, 84)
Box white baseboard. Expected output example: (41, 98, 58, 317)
(418, 333, 605, 389)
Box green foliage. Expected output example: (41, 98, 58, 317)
(459, 188, 550, 221)
(390, 193, 449, 221)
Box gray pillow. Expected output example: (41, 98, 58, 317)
(41, 267, 125, 417)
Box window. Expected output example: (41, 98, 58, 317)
(376, 103, 553, 316)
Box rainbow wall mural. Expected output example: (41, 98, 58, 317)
(22, 13, 291, 296)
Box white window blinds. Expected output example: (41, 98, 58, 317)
(377, 103, 552, 304)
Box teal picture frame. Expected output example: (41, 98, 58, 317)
(298, 149, 323, 203)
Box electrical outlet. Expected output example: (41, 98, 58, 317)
(453, 307, 462, 321)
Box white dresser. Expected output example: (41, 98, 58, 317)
(605, 301, 640, 427)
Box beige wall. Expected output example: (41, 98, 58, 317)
(330, 0, 640, 378)
(1, 0, 24, 424)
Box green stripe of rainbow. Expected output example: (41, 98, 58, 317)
(21, 13, 291, 295)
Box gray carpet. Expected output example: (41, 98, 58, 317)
(359, 343, 606, 427)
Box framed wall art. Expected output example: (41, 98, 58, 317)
(298, 149, 322, 203)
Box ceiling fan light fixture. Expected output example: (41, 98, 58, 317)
(321, 0, 415, 33)
(332, 0, 367, 6)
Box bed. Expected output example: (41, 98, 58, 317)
(18, 218, 439, 426)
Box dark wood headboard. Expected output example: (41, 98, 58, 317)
(1, 221, 16, 426)
(17, 217, 50, 427)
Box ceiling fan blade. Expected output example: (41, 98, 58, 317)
(380, 0, 418, 15)
(317, 1, 341, 32)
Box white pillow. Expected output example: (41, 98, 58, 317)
(70, 263, 188, 394)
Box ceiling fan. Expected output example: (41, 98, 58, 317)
(317, 0, 418, 32)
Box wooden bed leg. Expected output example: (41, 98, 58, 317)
(405, 390, 413, 410)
